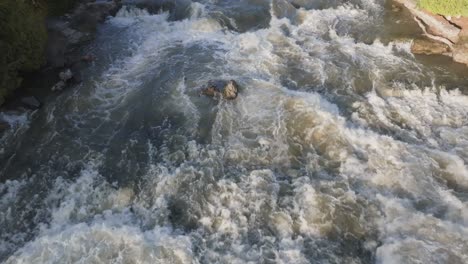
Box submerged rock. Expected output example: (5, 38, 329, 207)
(391, 4, 402, 13)
(21, 96, 41, 109)
(70, 0, 120, 32)
(81, 54, 95, 62)
(51, 81, 67, 92)
(201, 80, 239, 100)
(411, 37, 450, 55)
(46, 1, 119, 68)
(0, 120, 10, 133)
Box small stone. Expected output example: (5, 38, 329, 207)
(21, 96, 41, 109)
(81, 54, 95, 62)
(59, 68, 73, 81)
(51, 80, 66, 92)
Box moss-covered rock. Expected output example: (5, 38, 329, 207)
(47, 0, 78, 16)
(0, 0, 49, 105)
(0, 0, 80, 105)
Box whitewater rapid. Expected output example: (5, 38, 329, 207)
(1, 0, 468, 263)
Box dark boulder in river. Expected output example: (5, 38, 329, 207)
(20, 96, 41, 110)
(201, 80, 239, 100)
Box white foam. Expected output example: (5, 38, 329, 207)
(4, 0, 468, 262)
(6, 224, 194, 264)
(115, 5, 151, 18)
(0, 179, 30, 257)
(0, 112, 29, 129)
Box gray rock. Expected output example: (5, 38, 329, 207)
(59, 69, 73, 81)
(51, 81, 67, 92)
(21, 96, 41, 109)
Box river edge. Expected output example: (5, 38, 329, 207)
(393, 0, 468, 65)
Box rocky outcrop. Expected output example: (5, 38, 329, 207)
(452, 17, 468, 39)
(394, 0, 468, 66)
(201, 80, 239, 100)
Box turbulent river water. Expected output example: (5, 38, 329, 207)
(2, 0, 468, 263)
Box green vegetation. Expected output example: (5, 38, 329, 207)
(0, 0, 77, 105)
(418, 0, 468, 16)
(47, 0, 78, 16)
(0, 0, 47, 105)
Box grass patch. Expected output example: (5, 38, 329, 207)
(418, 0, 468, 16)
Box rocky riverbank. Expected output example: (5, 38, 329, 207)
(394, 0, 468, 65)
(0, 0, 120, 106)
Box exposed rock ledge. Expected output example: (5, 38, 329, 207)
(394, 0, 468, 66)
